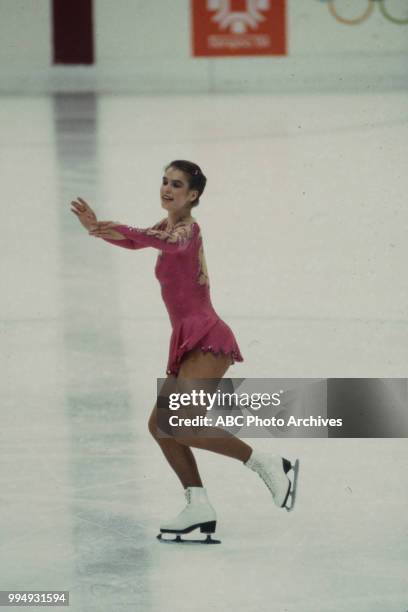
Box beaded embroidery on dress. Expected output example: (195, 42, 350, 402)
(198, 241, 209, 287)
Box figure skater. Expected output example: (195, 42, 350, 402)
(70, 160, 299, 544)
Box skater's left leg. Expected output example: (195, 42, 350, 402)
(173, 348, 253, 463)
(173, 349, 299, 512)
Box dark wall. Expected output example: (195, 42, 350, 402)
(52, 0, 94, 64)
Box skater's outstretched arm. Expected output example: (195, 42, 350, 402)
(89, 219, 196, 253)
(70, 197, 151, 250)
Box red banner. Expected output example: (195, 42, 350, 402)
(191, 0, 287, 57)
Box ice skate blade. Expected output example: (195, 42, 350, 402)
(284, 458, 300, 512)
(157, 533, 221, 545)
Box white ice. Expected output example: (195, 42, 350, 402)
(0, 92, 407, 612)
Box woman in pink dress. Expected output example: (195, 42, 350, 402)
(71, 160, 298, 543)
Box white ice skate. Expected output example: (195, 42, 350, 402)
(157, 486, 221, 544)
(245, 451, 299, 511)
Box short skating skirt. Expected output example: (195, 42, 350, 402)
(166, 316, 243, 376)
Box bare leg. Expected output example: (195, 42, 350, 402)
(148, 350, 252, 488)
(149, 352, 298, 517)
(148, 396, 203, 488)
(174, 348, 253, 462)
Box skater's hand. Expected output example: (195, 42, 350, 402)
(70, 197, 98, 231)
(88, 220, 125, 240)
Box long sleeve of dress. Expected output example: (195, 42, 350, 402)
(103, 220, 195, 253)
(103, 236, 145, 250)
(102, 219, 164, 250)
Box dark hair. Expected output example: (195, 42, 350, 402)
(164, 160, 207, 207)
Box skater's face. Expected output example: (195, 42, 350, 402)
(161, 167, 198, 213)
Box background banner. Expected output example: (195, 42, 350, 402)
(191, 0, 287, 57)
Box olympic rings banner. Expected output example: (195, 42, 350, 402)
(325, 0, 408, 26)
(191, 0, 287, 57)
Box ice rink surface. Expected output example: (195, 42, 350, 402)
(1, 92, 408, 611)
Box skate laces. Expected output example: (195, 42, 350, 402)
(253, 458, 279, 497)
(185, 488, 192, 504)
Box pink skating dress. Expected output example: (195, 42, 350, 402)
(104, 218, 243, 376)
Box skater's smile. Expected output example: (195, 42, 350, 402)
(160, 167, 199, 219)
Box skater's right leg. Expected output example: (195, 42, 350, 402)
(149, 376, 219, 541)
(148, 403, 203, 488)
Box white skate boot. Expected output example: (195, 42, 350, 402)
(157, 487, 220, 544)
(245, 451, 299, 511)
